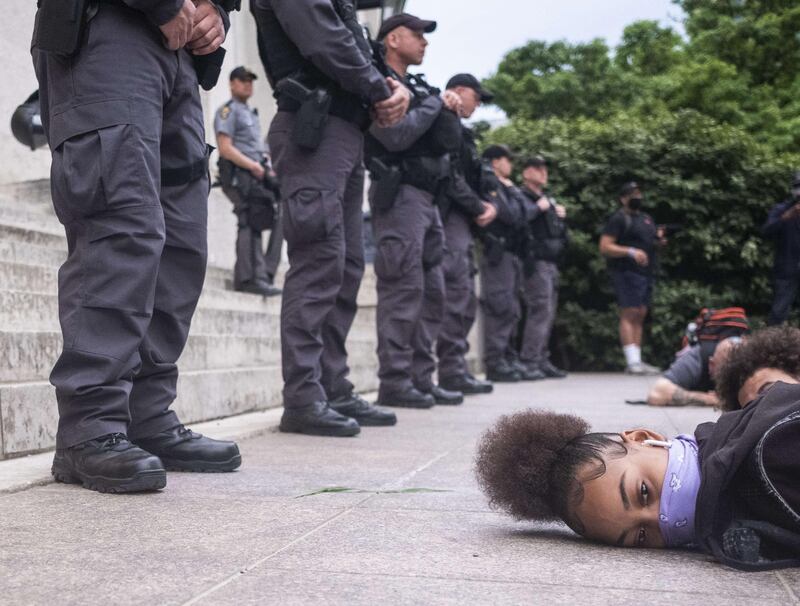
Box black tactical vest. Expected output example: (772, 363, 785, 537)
(255, 0, 373, 104)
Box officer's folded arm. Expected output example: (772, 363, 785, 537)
(369, 95, 441, 152)
(269, 0, 391, 103)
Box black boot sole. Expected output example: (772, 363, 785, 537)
(348, 416, 397, 427)
(279, 422, 361, 437)
(486, 376, 521, 383)
(433, 397, 463, 405)
(159, 453, 242, 473)
(52, 465, 166, 494)
(377, 401, 435, 409)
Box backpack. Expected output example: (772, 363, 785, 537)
(682, 307, 750, 389)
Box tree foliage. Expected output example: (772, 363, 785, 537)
(483, 3, 800, 370)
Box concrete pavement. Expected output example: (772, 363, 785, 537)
(0, 374, 798, 605)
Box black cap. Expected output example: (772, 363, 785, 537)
(378, 13, 437, 40)
(445, 73, 494, 103)
(620, 181, 642, 197)
(229, 66, 258, 82)
(522, 155, 547, 170)
(482, 145, 514, 161)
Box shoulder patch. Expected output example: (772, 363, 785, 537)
(220, 106, 232, 120)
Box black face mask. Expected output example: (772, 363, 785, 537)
(628, 197, 643, 210)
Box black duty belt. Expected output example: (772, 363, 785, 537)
(161, 145, 213, 187)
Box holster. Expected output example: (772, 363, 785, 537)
(35, 0, 90, 56)
(368, 158, 402, 213)
(193, 48, 227, 91)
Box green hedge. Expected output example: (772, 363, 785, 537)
(489, 110, 797, 370)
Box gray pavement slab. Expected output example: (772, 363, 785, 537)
(0, 374, 797, 605)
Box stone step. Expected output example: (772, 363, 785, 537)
(0, 329, 377, 383)
(0, 221, 65, 249)
(0, 357, 381, 460)
(0, 239, 67, 268)
(0, 259, 230, 294)
(0, 179, 53, 208)
(0, 289, 376, 339)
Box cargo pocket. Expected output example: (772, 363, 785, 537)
(374, 236, 412, 281)
(283, 188, 341, 246)
(49, 99, 153, 222)
(484, 290, 511, 316)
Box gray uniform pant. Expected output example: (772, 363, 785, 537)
(224, 184, 271, 288)
(373, 185, 444, 395)
(521, 260, 559, 367)
(437, 211, 477, 379)
(33, 5, 208, 448)
(268, 112, 365, 408)
(264, 209, 284, 279)
(480, 251, 522, 368)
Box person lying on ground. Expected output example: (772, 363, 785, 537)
(475, 396, 800, 569)
(646, 337, 741, 408)
(715, 326, 800, 412)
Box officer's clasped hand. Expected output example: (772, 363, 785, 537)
(187, 0, 226, 56)
(373, 78, 411, 128)
(475, 201, 498, 228)
(440, 90, 462, 114)
(159, 0, 196, 51)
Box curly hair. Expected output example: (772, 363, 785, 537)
(715, 326, 800, 411)
(474, 409, 627, 535)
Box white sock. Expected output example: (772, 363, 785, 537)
(623, 344, 641, 367)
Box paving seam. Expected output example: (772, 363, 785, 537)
(180, 447, 455, 605)
(219, 563, 791, 598)
(775, 570, 800, 604)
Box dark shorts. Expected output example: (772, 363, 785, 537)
(610, 269, 653, 309)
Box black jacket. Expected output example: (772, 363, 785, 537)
(437, 116, 485, 220)
(522, 188, 568, 263)
(695, 382, 800, 570)
(762, 199, 800, 279)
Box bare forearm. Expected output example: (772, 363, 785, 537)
(219, 140, 259, 171)
(670, 388, 716, 407)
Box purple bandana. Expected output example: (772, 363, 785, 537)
(658, 434, 701, 547)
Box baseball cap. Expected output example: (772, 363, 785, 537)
(482, 145, 514, 161)
(522, 155, 547, 170)
(620, 181, 642, 197)
(445, 73, 494, 103)
(378, 13, 437, 40)
(230, 66, 258, 82)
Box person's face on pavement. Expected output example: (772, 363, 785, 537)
(386, 26, 428, 66)
(738, 368, 800, 407)
(572, 430, 669, 549)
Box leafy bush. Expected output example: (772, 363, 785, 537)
(481, 5, 800, 369)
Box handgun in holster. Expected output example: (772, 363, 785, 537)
(276, 78, 331, 151)
(367, 158, 402, 213)
(483, 233, 506, 267)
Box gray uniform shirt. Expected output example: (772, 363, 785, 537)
(214, 99, 265, 163)
(663, 346, 705, 391)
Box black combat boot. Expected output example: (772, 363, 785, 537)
(418, 384, 464, 405)
(517, 364, 546, 381)
(330, 393, 397, 427)
(280, 401, 361, 437)
(377, 386, 435, 409)
(52, 433, 166, 494)
(439, 374, 494, 395)
(540, 360, 568, 379)
(486, 360, 522, 383)
(133, 425, 241, 472)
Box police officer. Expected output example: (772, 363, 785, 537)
(519, 156, 568, 380)
(436, 74, 497, 396)
(476, 145, 531, 382)
(251, 0, 411, 436)
(366, 14, 464, 409)
(33, 0, 242, 493)
(215, 66, 281, 297)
